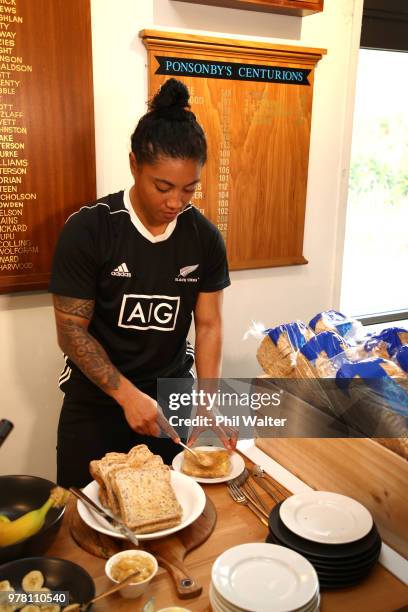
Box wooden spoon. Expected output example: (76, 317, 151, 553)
(64, 570, 141, 611)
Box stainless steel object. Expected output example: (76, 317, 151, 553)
(70, 487, 139, 547)
(251, 465, 290, 501)
(228, 483, 268, 527)
(177, 440, 213, 467)
(242, 475, 271, 514)
(230, 467, 271, 513)
(230, 482, 269, 519)
(251, 473, 281, 503)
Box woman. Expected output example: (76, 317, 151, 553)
(50, 78, 231, 487)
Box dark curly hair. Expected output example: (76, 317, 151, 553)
(131, 78, 207, 165)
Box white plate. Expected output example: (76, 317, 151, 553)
(211, 543, 319, 612)
(209, 583, 320, 612)
(210, 583, 320, 612)
(77, 471, 206, 541)
(172, 446, 245, 484)
(279, 491, 373, 545)
(210, 583, 238, 612)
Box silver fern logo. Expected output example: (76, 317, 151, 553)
(175, 264, 199, 283)
(179, 264, 199, 277)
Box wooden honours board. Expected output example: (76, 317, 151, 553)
(175, 0, 324, 18)
(0, 0, 96, 294)
(141, 31, 325, 270)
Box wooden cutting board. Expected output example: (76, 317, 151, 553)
(69, 495, 217, 599)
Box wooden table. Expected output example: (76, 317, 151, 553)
(47, 483, 408, 612)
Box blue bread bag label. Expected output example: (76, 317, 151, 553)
(309, 310, 353, 338)
(265, 321, 310, 350)
(300, 331, 346, 362)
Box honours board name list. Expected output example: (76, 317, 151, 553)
(0, 0, 37, 274)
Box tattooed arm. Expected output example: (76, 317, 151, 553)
(52, 295, 159, 436)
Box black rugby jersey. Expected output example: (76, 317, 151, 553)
(49, 189, 230, 388)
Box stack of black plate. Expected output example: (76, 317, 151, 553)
(267, 501, 381, 590)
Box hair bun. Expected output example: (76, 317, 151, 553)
(149, 78, 190, 114)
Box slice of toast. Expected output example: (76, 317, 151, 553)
(131, 516, 181, 534)
(101, 446, 157, 512)
(137, 455, 164, 471)
(98, 458, 130, 514)
(98, 485, 110, 509)
(111, 466, 182, 533)
(127, 444, 154, 467)
(182, 449, 231, 478)
(91, 446, 154, 512)
(90, 452, 129, 510)
(89, 459, 102, 485)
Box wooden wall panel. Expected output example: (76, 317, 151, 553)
(175, 0, 324, 18)
(141, 31, 325, 270)
(0, 0, 96, 293)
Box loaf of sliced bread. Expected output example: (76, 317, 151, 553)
(111, 465, 182, 533)
(89, 444, 182, 532)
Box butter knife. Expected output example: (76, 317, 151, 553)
(70, 487, 139, 547)
(251, 474, 281, 503)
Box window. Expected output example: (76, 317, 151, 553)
(340, 1, 408, 323)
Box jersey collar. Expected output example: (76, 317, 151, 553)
(123, 187, 178, 243)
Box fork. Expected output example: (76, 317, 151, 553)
(228, 483, 268, 527)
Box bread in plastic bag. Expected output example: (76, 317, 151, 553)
(298, 331, 352, 378)
(395, 344, 408, 373)
(256, 321, 314, 378)
(309, 310, 364, 343)
(335, 358, 408, 459)
(361, 327, 408, 360)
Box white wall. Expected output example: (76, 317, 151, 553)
(0, 0, 363, 478)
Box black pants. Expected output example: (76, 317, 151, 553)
(57, 375, 192, 488)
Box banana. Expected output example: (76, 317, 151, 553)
(0, 487, 69, 548)
(0, 516, 10, 524)
(0, 583, 17, 612)
(0, 603, 18, 612)
(21, 570, 44, 592)
(0, 581, 12, 590)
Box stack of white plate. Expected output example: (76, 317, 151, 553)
(267, 492, 381, 589)
(210, 543, 320, 612)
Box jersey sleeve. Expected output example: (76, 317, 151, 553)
(48, 210, 98, 299)
(199, 227, 231, 293)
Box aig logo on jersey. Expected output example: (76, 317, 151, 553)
(118, 294, 180, 331)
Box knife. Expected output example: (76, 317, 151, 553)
(251, 474, 281, 503)
(70, 487, 139, 547)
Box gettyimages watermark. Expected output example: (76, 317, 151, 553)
(167, 387, 282, 410)
(157, 377, 408, 441)
(167, 387, 285, 430)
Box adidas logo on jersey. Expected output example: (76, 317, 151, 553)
(111, 262, 131, 278)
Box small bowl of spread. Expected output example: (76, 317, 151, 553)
(105, 549, 158, 598)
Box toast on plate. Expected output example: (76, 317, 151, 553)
(182, 449, 231, 478)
